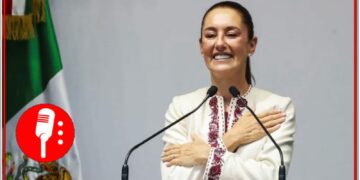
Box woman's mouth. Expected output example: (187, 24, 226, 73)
(213, 53, 233, 61)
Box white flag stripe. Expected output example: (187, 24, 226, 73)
(6, 71, 83, 179)
(11, 0, 26, 16)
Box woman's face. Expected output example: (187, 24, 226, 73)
(200, 7, 257, 78)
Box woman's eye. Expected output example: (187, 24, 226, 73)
(204, 33, 216, 39)
(227, 33, 238, 38)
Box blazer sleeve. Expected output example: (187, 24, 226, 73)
(161, 96, 196, 180)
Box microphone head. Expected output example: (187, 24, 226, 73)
(229, 86, 240, 97)
(207, 86, 218, 97)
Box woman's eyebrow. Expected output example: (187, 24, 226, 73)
(203, 27, 217, 32)
(203, 26, 241, 32)
(225, 26, 241, 31)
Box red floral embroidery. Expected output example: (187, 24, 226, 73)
(231, 98, 247, 126)
(209, 131, 217, 140)
(210, 165, 221, 177)
(235, 106, 241, 115)
(207, 143, 226, 180)
(210, 165, 221, 175)
(209, 97, 218, 106)
(207, 96, 226, 180)
(206, 97, 248, 180)
(212, 107, 218, 115)
(237, 98, 247, 107)
(209, 97, 219, 148)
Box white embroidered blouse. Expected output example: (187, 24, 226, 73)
(161, 87, 296, 180)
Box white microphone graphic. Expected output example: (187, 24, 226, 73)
(35, 108, 55, 158)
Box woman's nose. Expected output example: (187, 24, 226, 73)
(215, 36, 226, 51)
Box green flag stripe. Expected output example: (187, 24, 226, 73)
(6, 0, 63, 121)
(25, 0, 32, 14)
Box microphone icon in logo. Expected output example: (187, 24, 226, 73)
(35, 108, 55, 158)
(17, 104, 75, 162)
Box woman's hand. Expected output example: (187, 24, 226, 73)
(161, 134, 210, 167)
(224, 109, 286, 151)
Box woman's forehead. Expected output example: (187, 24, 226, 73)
(203, 7, 244, 30)
(203, 7, 244, 28)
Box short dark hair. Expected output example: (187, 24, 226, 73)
(199, 1, 255, 85)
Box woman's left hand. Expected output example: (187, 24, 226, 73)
(161, 134, 210, 167)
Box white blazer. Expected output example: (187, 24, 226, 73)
(161, 87, 296, 180)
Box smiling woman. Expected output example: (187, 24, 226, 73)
(200, 6, 256, 83)
(161, 1, 295, 180)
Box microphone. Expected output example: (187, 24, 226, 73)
(229, 86, 286, 180)
(35, 108, 55, 158)
(121, 86, 218, 180)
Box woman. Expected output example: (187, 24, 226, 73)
(161, 1, 295, 180)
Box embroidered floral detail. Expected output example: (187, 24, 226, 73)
(205, 97, 248, 180)
(227, 98, 247, 128)
(236, 98, 248, 107)
(208, 96, 220, 148)
(205, 96, 227, 180)
(224, 112, 228, 132)
(204, 139, 227, 180)
(234, 106, 242, 115)
(209, 97, 218, 106)
(209, 131, 218, 141)
(204, 148, 215, 178)
(209, 146, 226, 179)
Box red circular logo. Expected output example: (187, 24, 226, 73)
(16, 104, 75, 162)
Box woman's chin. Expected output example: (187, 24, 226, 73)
(209, 67, 239, 77)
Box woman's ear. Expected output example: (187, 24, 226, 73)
(248, 36, 258, 55)
(199, 38, 204, 55)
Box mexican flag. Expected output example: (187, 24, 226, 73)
(5, 0, 82, 179)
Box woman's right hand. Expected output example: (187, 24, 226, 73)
(223, 109, 286, 152)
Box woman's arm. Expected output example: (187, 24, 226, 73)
(204, 98, 296, 180)
(161, 96, 197, 180)
(162, 109, 286, 167)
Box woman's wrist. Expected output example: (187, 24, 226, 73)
(223, 131, 242, 152)
(197, 144, 211, 165)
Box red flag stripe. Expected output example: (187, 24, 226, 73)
(5, 0, 12, 15)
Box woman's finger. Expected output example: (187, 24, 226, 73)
(263, 117, 286, 128)
(260, 112, 285, 123)
(267, 124, 281, 133)
(258, 109, 282, 119)
(163, 144, 180, 152)
(166, 158, 181, 167)
(162, 153, 177, 162)
(162, 146, 181, 163)
(161, 155, 172, 162)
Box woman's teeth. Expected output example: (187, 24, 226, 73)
(214, 54, 232, 60)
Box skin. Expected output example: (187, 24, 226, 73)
(201, 7, 257, 101)
(161, 7, 286, 167)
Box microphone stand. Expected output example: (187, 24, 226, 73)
(243, 106, 286, 180)
(229, 86, 286, 180)
(121, 86, 217, 180)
